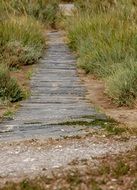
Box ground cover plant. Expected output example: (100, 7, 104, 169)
(66, 0, 137, 106)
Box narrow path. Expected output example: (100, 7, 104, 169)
(0, 31, 105, 141)
(0, 31, 137, 183)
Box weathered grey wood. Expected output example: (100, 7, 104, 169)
(0, 31, 106, 141)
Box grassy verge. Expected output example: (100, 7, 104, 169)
(0, 16, 45, 68)
(66, 0, 137, 106)
(0, 0, 59, 27)
(0, 0, 60, 113)
(0, 65, 23, 102)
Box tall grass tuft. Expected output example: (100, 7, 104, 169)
(0, 0, 60, 103)
(105, 61, 137, 106)
(0, 16, 45, 67)
(0, 0, 59, 27)
(0, 65, 23, 102)
(66, 0, 137, 106)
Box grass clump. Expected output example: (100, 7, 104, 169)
(106, 61, 137, 105)
(0, 16, 45, 68)
(1, 0, 59, 27)
(0, 65, 23, 102)
(0, 0, 51, 103)
(66, 0, 137, 106)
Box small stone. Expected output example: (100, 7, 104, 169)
(111, 178, 117, 182)
(102, 135, 106, 138)
(109, 186, 115, 190)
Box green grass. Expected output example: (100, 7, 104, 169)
(0, 65, 23, 102)
(0, 0, 59, 27)
(106, 61, 137, 106)
(0, 16, 45, 68)
(3, 110, 14, 118)
(0, 0, 60, 103)
(66, 0, 137, 106)
(54, 117, 125, 135)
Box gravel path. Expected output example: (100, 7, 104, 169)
(0, 137, 137, 183)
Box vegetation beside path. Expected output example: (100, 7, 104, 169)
(0, 0, 59, 117)
(0, 2, 137, 190)
(66, 0, 137, 106)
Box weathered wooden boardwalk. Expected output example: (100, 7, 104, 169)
(0, 31, 137, 182)
(0, 31, 105, 141)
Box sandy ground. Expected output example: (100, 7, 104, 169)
(79, 69, 137, 126)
